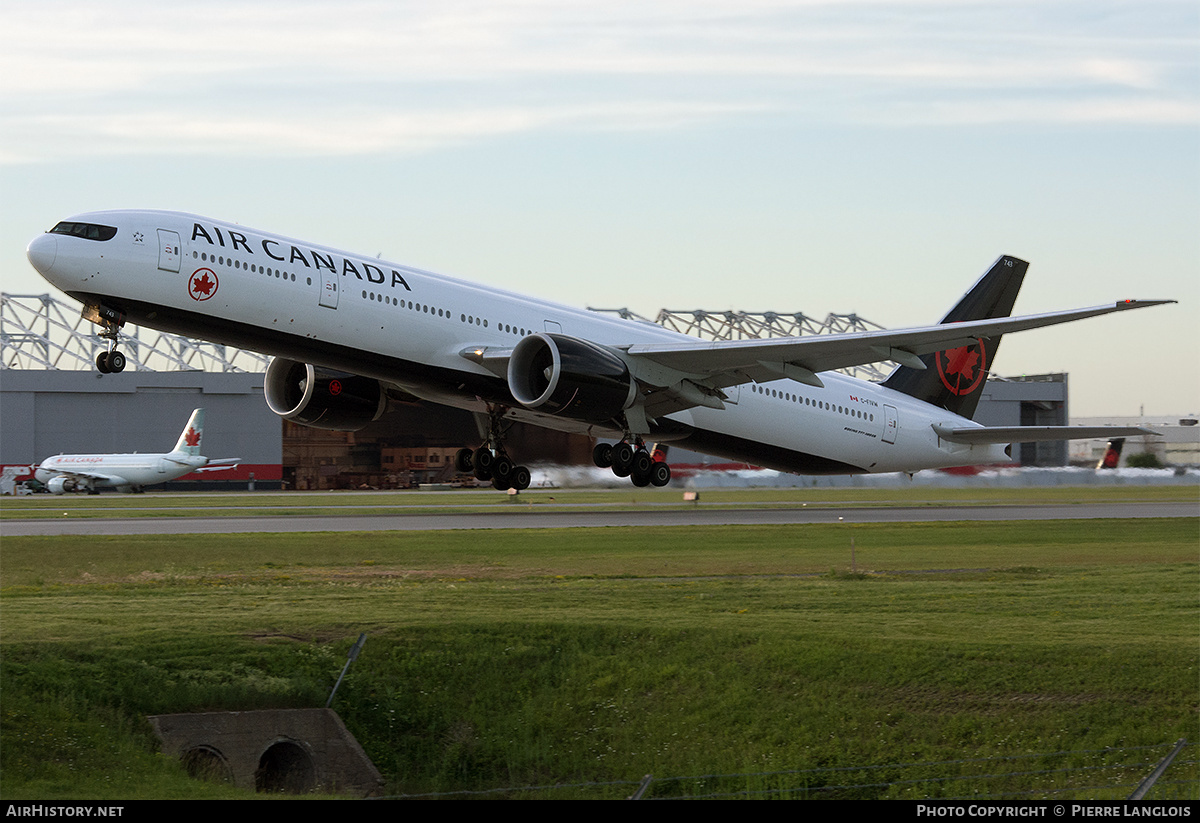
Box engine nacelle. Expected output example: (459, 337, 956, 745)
(46, 476, 76, 495)
(265, 358, 387, 432)
(507, 334, 636, 423)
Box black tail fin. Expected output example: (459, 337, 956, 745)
(881, 255, 1028, 420)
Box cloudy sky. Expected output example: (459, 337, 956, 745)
(2, 0, 1196, 416)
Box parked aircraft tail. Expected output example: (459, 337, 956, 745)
(1096, 437, 1125, 470)
(171, 409, 205, 456)
(881, 255, 1028, 420)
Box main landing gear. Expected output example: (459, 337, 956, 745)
(592, 439, 671, 487)
(455, 445, 532, 491)
(455, 407, 532, 491)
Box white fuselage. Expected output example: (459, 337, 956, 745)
(27, 209, 1011, 476)
(35, 452, 209, 493)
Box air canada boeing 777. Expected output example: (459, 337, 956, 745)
(26, 210, 1172, 489)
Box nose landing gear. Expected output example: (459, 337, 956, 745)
(91, 307, 127, 373)
(96, 348, 127, 374)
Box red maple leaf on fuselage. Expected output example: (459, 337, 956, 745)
(193, 274, 214, 295)
(184, 427, 200, 446)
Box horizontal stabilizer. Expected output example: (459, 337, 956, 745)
(931, 424, 1157, 445)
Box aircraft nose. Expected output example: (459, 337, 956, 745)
(26, 233, 57, 275)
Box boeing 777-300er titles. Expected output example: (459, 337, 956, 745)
(26, 211, 1173, 490)
(34, 408, 240, 494)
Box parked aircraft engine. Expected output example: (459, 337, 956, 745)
(508, 333, 636, 423)
(46, 476, 77, 495)
(265, 358, 387, 431)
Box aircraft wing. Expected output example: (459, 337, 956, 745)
(463, 299, 1172, 422)
(616, 299, 1173, 419)
(931, 425, 1157, 445)
(622, 300, 1173, 391)
(45, 469, 126, 484)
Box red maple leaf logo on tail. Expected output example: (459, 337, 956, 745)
(936, 339, 987, 396)
(184, 427, 201, 447)
(943, 345, 980, 381)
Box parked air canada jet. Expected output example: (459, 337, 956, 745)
(34, 407, 240, 494)
(26, 211, 1172, 489)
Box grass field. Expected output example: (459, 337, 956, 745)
(1, 496, 1197, 799)
(3, 483, 1197, 520)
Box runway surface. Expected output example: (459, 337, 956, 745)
(4, 501, 1195, 536)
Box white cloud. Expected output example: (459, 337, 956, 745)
(872, 96, 1200, 127)
(2, 100, 768, 161)
(1, 0, 1195, 162)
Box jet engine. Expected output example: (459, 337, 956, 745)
(265, 358, 387, 431)
(46, 476, 77, 495)
(507, 334, 636, 423)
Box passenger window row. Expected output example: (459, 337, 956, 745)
(750, 383, 875, 422)
(192, 245, 544, 339)
(193, 250, 305, 284)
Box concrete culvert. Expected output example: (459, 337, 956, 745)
(255, 740, 316, 794)
(181, 746, 233, 783)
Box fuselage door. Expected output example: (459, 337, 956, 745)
(319, 270, 339, 309)
(157, 229, 181, 273)
(882, 404, 898, 445)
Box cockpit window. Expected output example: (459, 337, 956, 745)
(50, 222, 118, 241)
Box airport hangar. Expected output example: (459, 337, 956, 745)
(1, 293, 1075, 492)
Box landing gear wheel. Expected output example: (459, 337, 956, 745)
(611, 441, 635, 477)
(491, 474, 511, 491)
(631, 450, 653, 477)
(631, 468, 652, 487)
(592, 443, 613, 468)
(454, 448, 474, 473)
(493, 455, 515, 485)
(650, 462, 672, 487)
(511, 465, 531, 491)
(473, 447, 495, 481)
(96, 351, 112, 373)
(106, 350, 126, 373)
(612, 441, 635, 468)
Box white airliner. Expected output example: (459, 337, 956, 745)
(26, 210, 1171, 489)
(34, 408, 240, 494)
